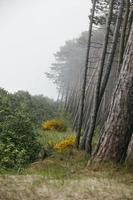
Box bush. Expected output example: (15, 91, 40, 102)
(38, 131, 75, 155)
(0, 143, 27, 169)
(53, 135, 76, 152)
(0, 112, 41, 170)
(42, 119, 67, 132)
(45, 135, 75, 151)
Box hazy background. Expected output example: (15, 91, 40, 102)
(0, 0, 90, 99)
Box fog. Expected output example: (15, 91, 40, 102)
(0, 0, 90, 99)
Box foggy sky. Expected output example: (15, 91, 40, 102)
(0, 0, 90, 99)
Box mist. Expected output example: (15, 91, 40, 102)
(0, 0, 90, 99)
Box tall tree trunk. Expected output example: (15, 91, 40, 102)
(125, 5, 133, 46)
(92, 23, 133, 163)
(75, 0, 97, 148)
(99, 0, 125, 104)
(85, 0, 115, 154)
(118, 0, 130, 74)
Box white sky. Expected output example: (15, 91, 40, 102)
(0, 0, 91, 99)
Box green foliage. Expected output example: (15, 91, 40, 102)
(38, 130, 69, 155)
(0, 88, 59, 125)
(23, 149, 88, 179)
(0, 143, 27, 170)
(13, 91, 58, 126)
(0, 112, 41, 170)
(31, 95, 58, 125)
(0, 87, 61, 170)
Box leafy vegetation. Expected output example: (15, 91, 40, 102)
(38, 130, 75, 155)
(0, 88, 59, 170)
(0, 112, 41, 170)
(0, 1, 133, 199)
(23, 149, 88, 179)
(42, 119, 67, 132)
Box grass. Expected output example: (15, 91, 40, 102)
(21, 138, 133, 187)
(1, 129, 133, 180)
(38, 129, 74, 149)
(0, 130, 133, 199)
(22, 149, 89, 179)
(24, 129, 88, 179)
(0, 153, 133, 200)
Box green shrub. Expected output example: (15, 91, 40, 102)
(0, 112, 41, 170)
(0, 143, 27, 169)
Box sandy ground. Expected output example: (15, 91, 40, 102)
(0, 175, 133, 200)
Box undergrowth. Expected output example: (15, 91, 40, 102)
(0, 129, 133, 183)
(22, 149, 89, 179)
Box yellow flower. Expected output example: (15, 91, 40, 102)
(53, 135, 76, 151)
(42, 119, 66, 132)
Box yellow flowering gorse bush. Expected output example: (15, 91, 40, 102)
(53, 135, 76, 151)
(42, 119, 66, 132)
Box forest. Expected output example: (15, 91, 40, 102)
(47, 0, 133, 163)
(0, 0, 133, 200)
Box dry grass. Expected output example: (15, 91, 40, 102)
(0, 174, 133, 200)
(0, 150, 133, 200)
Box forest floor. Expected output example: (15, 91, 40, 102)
(0, 131, 133, 200)
(0, 150, 133, 200)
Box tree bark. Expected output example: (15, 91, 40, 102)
(85, 0, 115, 154)
(99, 0, 124, 105)
(126, 134, 133, 161)
(92, 24, 133, 163)
(117, 0, 130, 74)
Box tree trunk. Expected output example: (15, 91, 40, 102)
(92, 23, 133, 163)
(99, 0, 124, 105)
(75, 0, 97, 148)
(126, 134, 133, 161)
(117, 0, 130, 74)
(85, 0, 115, 154)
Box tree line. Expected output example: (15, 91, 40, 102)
(47, 0, 133, 163)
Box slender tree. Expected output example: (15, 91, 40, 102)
(85, 0, 115, 154)
(118, 0, 130, 74)
(75, 0, 97, 148)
